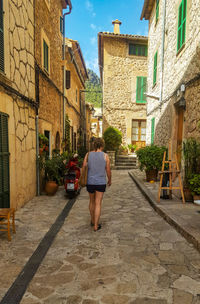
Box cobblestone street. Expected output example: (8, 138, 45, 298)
(1, 171, 200, 304)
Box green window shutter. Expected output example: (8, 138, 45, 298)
(129, 44, 147, 56)
(136, 77, 147, 103)
(43, 40, 49, 72)
(177, 0, 187, 52)
(151, 117, 155, 144)
(156, 0, 159, 23)
(153, 51, 157, 85)
(0, 0, 4, 72)
(0, 112, 10, 208)
(60, 16, 63, 34)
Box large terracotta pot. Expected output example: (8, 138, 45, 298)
(45, 181, 58, 195)
(183, 187, 193, 202)
(145, 169, 158, 182)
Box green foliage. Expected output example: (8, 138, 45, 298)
(128, 144, 137, 152)
(103, 126, 122, 151)
(136, 145, 166, 172)
(85, 69, 102, 108)
(188, 174, 200, 195)
(183, 138, 200, 186)
(39, 133, 49, 148)
(63, 114, 71, 152)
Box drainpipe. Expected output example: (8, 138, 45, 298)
(36, 112, 40, 196)
(62, 4, 72, 143)
(159, 0, 167, 104)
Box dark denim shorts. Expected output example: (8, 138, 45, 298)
(86, 184, 106, 193)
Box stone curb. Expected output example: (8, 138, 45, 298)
(129, 171, 200, 253)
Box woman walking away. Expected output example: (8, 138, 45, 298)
(82, 138, 111, 232)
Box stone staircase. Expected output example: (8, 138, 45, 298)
(115, 154, 137, 170)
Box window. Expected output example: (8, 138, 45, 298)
(60, 16, 63, 34)
(132, 120, 146, 149)
(76, 89, 78, 103)
(156, 0, 159, 23)
(151, 118, 155, 144)
(153, 51, 157, 86)
(43, 40, 49, 72)
(66, 70, 70, 89)
(0, 112, 10, 208)
(0, 0, 4, 72)
(136, 77, 147, 103)
(129, 44, 148, 56)
(177, 0, 187, 52)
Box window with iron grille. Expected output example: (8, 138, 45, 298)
(136, 77, 147, 103)
(66, 70, 71, 89)
(0, 112, 10, 208)
(0, 0, 4, 73)
(43, 39, 49, 72)
(177, 0, 187, 52)
(129, 44, 148, 56)
(153, 51, 157, 86)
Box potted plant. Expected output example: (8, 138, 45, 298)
(118, 145, 128, 155)
(39, 134, 49, 155)
(182, 138, 200, 201)
(188, 174, 200, 204)
(128, 144, 137, 153)
(136, 145, 166, 182)
(44, 157, 60, 195)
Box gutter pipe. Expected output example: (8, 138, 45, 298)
(159, 0, 167, 104)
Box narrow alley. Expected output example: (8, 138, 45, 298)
(1, 171, 200, 304)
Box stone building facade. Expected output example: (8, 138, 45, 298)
(0, 0, 37, 209)
(98, 21, 148, 148)
(35, 0, 71, 155)
(141, 0, 200, 157)
(64, 38, 88, 152)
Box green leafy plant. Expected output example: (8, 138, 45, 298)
(128, 144, 137, 152)
(183, 138, 200, 187)
(136, 145, 166, 172)
(188, 174, 200, 195)
(39, 134, 49, 148)
(103, 126, 122, 151)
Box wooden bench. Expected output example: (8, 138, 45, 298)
(0, 208, 16, 241)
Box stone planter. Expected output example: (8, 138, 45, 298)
(183, 187, 193, 202)
(193, 194, 200, 205)
(106, 151, 115, 169)
(145, 169, 158, 182)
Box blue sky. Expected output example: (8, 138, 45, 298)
(64, 0, 148, 76)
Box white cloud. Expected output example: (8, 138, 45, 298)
(86, 57, 99, 75)
(90, 36, 97, 45)
(85, 0, 96, 17)
(90, 23, 96, 30)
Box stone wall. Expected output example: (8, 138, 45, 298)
(146, 0, 200, 145)
(0, 91, 36, 209)
(3, 0, 35, 99)
(102, 36, 147, 145)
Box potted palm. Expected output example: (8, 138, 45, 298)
(188, 174, 200, 205)
(44, 157, 59, 195)
(136, 145, 166, 182)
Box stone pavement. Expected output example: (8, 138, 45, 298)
(0, 170, 200, 303)
(129, 169, 200, 252)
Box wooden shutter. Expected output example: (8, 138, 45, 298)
(136, 77, 147, 103)
(142, 77, 147, 102)
(151, 117, 155, 144)
(0, 0, 4, 72)
(0, 112, 10, 208)
(177, 0, 187, 51)
(153, 52, 157, 85)
(156, 0, 159, 23)
(66, 70, 71, 89)
(43, 40, 49, 72)
(136, 77, 142, 102)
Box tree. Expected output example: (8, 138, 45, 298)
(85, 69, 102, 108)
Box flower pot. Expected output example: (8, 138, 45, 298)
(45, 181, 58, 195)
(193, 195, 200, 205)
(183, 187, 193, 202)
(146, 169, 158, 182)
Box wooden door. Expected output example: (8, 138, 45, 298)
(132, 120, 146, 149)
(0, 112, 10, 208)
(177, 108, 184, 165)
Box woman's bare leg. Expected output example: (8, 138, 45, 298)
(89, 192, 95, 225)
(94, 191, 104, 231)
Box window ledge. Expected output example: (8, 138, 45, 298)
(0, 71, 12, 86)
(43, 68, 50, 77)
(136, 102, 147, 105)
(152, 82, 157, 89)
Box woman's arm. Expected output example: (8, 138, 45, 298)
(105, 153, 111, 186)
(82, 152, 89, 167)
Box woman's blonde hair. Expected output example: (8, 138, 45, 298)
(93, 137, 105, 151)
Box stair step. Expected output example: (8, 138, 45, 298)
(114, 166, 137, 170)
(115, 162, 136, 166)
